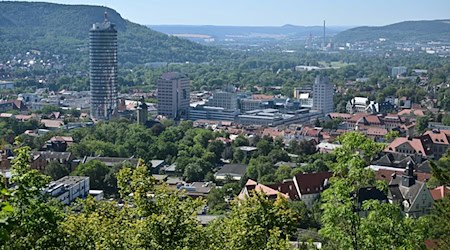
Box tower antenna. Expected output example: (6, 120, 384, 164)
(104, 8, 108, 22)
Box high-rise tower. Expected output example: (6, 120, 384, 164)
(89, 11, 118, 120)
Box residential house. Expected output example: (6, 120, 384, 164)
(384, 137, 428, 158)
(373, 152, 424, 170)
(421, 129, 450, 159)
(214, 164, 248, 181)
(40, 119, 64, 130)
(30, 154, 48, 171)
(178, 182, 216, 198)
(430, 186, 450, 201)
(293, 171, 332, 207)
(238, 179, 290, 200)
(32, 151, 74, 172)
(150, 160, 166, 174)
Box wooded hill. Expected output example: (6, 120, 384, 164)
(0, 1, 225, 65)
(335, 20, 450, 43)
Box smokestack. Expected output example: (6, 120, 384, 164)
(323, 20, 326, 49)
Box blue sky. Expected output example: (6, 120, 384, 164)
(16, 0, 450, 26)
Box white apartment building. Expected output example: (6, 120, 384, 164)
(45, 176, 90, 205)
(157, 72, 190, 120)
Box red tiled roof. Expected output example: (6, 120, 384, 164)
(267, 181, 300, 200)
(430, 186, 450, 201)
(348, 113, 369, 123)
(423, 130, 450, 145)
(240, 179, 289, 199)
(40, 119, 64, 128)
(252, 94, 274, 100)
(385, 137, 427, 157)
(365, 115, 382, 124)
(398, 109, 425, 117)
(263, 128, 284, 138)
(366, 127, 388, 136)
(294, 171, 332, 195)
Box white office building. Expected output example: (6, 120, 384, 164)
(208, 90, 238, 110)
(157, 72, 190, 120)
(312, 76, 334, 114)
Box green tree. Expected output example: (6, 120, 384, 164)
(2, 145, 64, 248)
(320, 132, 426, 249)
(415, 116, 429, 135)
(274, 165, 292, 182)
(428, 157, 450, 249)
(207, 140, 225, 163)
(256, 139, 273, 156)
(72, 160, 110, 190)
(384, 130, 399, 142)
(206, 192, 296, 250)
(246, 156, 275, 183)
(44, 161, 70, 181)
(442, 114, 450, 126)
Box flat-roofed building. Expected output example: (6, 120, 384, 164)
(157, 72, 190, 120)
(45, 176, 90, 205)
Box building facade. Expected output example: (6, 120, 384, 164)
(312, 76, 334, 114)
(208, 90, 238, 110)
(157, 72, 190, 120)
(45, 176, 90, 205)
(190, 105, 238, 121)
(89, 13, 118, 120)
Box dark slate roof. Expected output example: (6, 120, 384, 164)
(388, 175, 426, 212)
(216, 164, 248, 176)
(373, 152, 416, 168)
(357, 187, 387, 206)
(388, 185, 403, 202)
(416, 160, 431, 173)
(33, 151, 71, 161)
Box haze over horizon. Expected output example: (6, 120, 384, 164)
(7, 0, 450, 27)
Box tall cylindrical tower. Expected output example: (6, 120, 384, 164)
(89, 13, 118, 120)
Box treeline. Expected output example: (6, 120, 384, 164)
(1, 131, 450, 248)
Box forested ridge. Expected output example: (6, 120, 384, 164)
(0, 1, 225, 64)
(335, 20, 450, 42)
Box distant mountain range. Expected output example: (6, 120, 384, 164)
(148, 24, 348, 42)
(334, 20, 450, 43)
(0, 1, 224, 64)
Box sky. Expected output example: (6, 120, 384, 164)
(12, 0, 450, 27)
